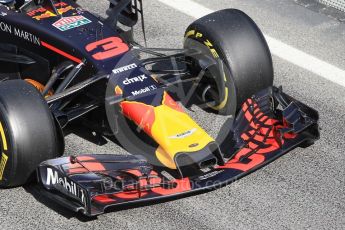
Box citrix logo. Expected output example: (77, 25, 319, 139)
(123, 74, 148, 85)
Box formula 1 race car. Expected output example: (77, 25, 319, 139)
(0, 0, 319, 216)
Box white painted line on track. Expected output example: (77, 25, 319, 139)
(158, 0, 345, 87)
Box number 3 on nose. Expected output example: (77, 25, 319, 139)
(86, 37, 129, 60)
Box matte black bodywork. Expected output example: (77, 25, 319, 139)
(0, 0, 163, 138)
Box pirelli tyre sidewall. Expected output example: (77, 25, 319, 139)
(0, 107, 14, 187)
(0, 80, 60, 188)
(184, 9, 274, 115)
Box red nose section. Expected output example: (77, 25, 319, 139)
(120, 102, 155, 136)
(162, 92, 184, 113)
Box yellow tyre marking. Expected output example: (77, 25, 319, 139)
(0, 152, 8, 180)
(0, 122, 7, 151)
(204, 39, 213, 48)
(196, 32, 203, 38)
(209, 87, 229, 111)
(185, 30, 229, 111)
(203, 38, 227, 109)
(185, 30, 195, 38)
(185, 30, 228, 111)
(210, 49, 219, 58)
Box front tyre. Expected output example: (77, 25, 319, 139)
(184, 9, 274, 115)
(0, 80, 61, 187)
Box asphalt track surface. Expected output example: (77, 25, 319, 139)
(1, 0, 345, 229)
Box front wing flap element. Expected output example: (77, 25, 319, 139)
(37, 87, 319, 216)
(218, 86, 319, 161)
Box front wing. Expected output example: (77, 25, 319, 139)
(37, 87, 319, 216)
